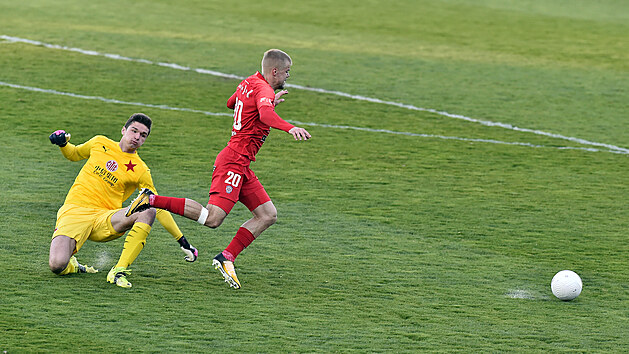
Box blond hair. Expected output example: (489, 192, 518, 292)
(261, 49, 292, 75)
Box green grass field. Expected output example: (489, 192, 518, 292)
(1, 0, 628, 351)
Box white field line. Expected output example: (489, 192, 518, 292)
(288, 84, 629, 154)
(0, 80, 619, 154)
(0, 81, 230, 116)
(1, 34, 627, 154)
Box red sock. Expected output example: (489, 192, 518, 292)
(151, 195, 186, 216)
(223, 227, 256, 262)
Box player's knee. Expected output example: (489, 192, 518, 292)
(49, 258, 66, 275)
(261, 211, 277, 228)
(204, 217, 223, 229)
(50, 265, 65, 275)
(268, 213, 277, 226)
(137, 207, 156, 224)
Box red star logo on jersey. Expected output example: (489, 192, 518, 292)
(124, 160, 137, 172)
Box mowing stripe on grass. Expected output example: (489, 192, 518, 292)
(0, 80, 619, 154)
(3, 35, 627, 154)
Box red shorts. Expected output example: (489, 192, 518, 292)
(208, 147, 270, 214)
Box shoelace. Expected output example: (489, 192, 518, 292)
(115, 269, 132, 277)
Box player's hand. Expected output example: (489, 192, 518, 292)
(181, 244, 198, 262)
(49, 130, 70, 147)
(178, 235, 198, 262)
(288, 127, 311, 141)
(274, 90, 288, 106)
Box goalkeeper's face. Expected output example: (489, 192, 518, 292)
(120, 122, 150, 153)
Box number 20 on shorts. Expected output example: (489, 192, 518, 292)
(225, 171, 242, 187)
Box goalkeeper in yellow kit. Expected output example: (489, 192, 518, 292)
(48, 113, 198, 288)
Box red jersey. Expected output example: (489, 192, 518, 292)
(226, 72, 294, 161)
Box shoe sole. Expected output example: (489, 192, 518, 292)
(107, 276, 132, 288)
(125, 189, 152, 217)
(212, 259, 241, 289)
(107, 270, 132, 288)
(125, 196, 148, 217)
(114, 280, 132, 288)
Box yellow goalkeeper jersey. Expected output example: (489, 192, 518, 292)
(61, 135, 157, 209)
(59, 135, 183, 238)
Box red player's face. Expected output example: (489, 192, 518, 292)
(273, 64, 291, 90)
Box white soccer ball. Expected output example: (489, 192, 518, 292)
(551, 270, 582, 301)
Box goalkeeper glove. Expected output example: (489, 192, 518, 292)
(49, 130, 70, 147)
(178, 235, 198, 262)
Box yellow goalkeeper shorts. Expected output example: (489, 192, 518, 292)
(52, 204, 124, 253)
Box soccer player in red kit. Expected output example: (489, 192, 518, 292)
(126, 49, 311, 289)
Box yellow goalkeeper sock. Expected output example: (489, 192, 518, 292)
(114, 222, 151, 268)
